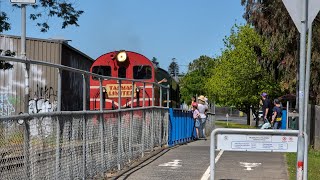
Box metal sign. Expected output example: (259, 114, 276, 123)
(308, 0, 320, 28)
(217, 134, 298, 152)
(10, 0, 36, 4)
(282, 0, 320, 32)
(210, 128, 299, 180)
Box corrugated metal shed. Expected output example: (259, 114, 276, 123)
(0, 34, 94, 114)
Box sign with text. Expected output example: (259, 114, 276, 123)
(217, 134, 298, 152)
(282, 0, 320, 32)
(106, 84, 136, 98)
(10, 0, 36, 4)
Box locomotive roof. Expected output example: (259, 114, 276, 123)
(95, 50, 151, 62)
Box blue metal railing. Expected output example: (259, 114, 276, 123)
(168, 108, 196, 146)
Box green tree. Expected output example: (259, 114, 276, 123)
(0, 1, 83, 69)
(0, 50, 15, 70)
(0, 0, 84, 33)
(241, 0, 320, 105)
(206, 25, 279, 124)
(168, 58, 179, 77)
(179, 55, 215, 104)
(151, 57, 159, 68)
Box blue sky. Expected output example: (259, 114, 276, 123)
(1, 0, 245, 73)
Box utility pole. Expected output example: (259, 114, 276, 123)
(11, 1, 36, 179)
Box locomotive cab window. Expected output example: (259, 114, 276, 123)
(118, 66, 126, 78)
(133, 65, 152, 79)
(92, 66, 111, 80)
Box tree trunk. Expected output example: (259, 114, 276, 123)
(252, 104, 260, 127)
(245, 105, 251, 125)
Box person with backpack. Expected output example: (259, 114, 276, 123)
(271, 99, 282, 129)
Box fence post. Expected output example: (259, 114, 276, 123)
(23, 118, 30, 180)
(166, 85, 170, 108)
(160, 86, 162, 107)
(117, 80, 122, 170)
(82, 74, 87, 180)
(23, 55, 31, 179)
(159, 87, 162, 146)
(143, 82, 145, 107)
(141, 82, 146, 157)
(151, 83, 155, 150)
(55, 68, 62, 180)
(159, 110, 162, 146)
(99, 78, 105, 175)
(166, 84, 170, 146)
(129, 81, 134, 161)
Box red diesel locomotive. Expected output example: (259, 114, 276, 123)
(89, 50, 180, 110)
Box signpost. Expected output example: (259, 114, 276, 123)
(282, 0, 320, 179)
(10, 0, 36, 2)
(10, 1, 36, 179)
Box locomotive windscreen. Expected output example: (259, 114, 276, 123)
(92, 66, 111, 80)
(133, 65, 152, 79)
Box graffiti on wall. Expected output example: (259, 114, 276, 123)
(33, 84, 57, 100)
(28, 84, 58, 114)
(0, 94, 16, 116)
(28, 84, 57, 137)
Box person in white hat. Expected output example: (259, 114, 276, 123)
(197, 95, 208, 139)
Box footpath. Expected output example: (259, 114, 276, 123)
(111, 136, 289, 180)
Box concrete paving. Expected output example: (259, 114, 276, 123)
(113, 137, 289, 180)
(115, 140, 211, 180)
(216, 151, 288, 180)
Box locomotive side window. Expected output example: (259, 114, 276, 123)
(92, 66, 111, 80)
(133, 65, 152, 79)
(118, 66, 126, 78)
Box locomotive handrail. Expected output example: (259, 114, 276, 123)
(0, 106, 169, 120)
(0, 56, 169, 89)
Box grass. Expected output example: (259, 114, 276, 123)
(286, 149, 320, 180)
(215, 120, 255, 129)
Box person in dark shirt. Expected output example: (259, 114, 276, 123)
(271, 99, 282, 129)
(261, 92, 272, 122)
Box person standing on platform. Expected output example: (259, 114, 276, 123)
(192, 102, 200, 139)
(197, 95, 208, 139)
(261, 92, 272, 123)
(271, 99, 282, 129)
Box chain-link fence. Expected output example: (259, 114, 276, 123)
(205, 112, 216, 137)
(0, 107, 169, 179)
(0, 55, 217, 179)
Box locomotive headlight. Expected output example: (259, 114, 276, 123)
(116, 51, 127, 62)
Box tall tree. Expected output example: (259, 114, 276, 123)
(0, 0, 84, 33)
(151, 57, 159, 68)
(0, 1, 83, 69)
(206, 25, 279, 124)
(168, 58, 179, 77)
(241, 0, 320, 105)
(179, 55, 215, 104)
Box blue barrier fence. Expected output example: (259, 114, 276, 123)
(281, 110, 287, 129)
(168, 108, 196, 146)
